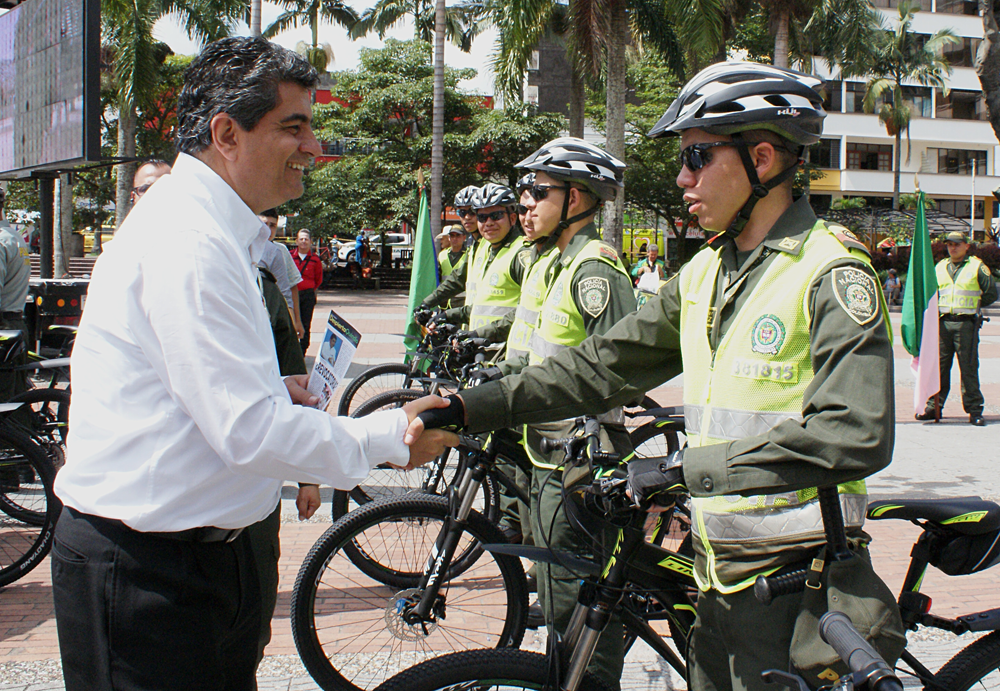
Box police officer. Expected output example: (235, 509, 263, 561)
(429, 184, 532, 330)
(421, 186, 480, 310)
(408, 62, 903, 691)
(917, 230, 997, 426)
(0, 185, 31, 401)
(436, 225, 468, 308)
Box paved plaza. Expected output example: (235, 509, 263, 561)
(1, 289, 999, 690)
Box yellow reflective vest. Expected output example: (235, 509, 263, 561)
(466, 237, 524, 330)
(678, 220, 887, 592)
(506, 245, 560, 361)
(937, 256, 984, 315)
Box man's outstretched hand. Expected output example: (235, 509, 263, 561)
(397, 395, 460, 469)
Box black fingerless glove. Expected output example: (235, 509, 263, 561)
(467, 366, 503, 386)
(626, 450, 686, 507)
(416, 394, 466, 431)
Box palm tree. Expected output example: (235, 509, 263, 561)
(977, 0, 1000, 147)
(102, 0, 243, 228)
(351, 0, 482, 52)
(843, 1, 957, 210)
(264, 0, 359, 73)
(431, 0, 446, 237)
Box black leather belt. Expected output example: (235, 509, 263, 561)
(941, 314, 975, 322)
(0, 311, 22, 320)
(150, 526, 245, 543)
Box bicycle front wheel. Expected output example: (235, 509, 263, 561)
(0, 424, 57, 587)
(930, 630, 1000, 690)
(337, 363, 413, 417)
(292, 494, 528, 691)
(376, 649, 614, 691)
(8, 388, 70, 470)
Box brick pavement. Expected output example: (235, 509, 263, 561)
(2, 289, 999, 689)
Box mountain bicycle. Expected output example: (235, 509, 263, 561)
(0, 402, 59, 587)
(376, 415, 1000, 691)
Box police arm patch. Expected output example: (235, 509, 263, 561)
(831, 266, 880, 326)
(578, 277, 610, 318)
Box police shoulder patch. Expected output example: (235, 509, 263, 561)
(578, 276, 610, 318)
(831, 266, 880, 326)
(983, 263, 992, 277)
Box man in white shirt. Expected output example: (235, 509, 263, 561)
(51, 36, 455, 691)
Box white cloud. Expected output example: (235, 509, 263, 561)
(152, 2, 497, 96)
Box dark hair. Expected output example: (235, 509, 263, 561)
(138, 158, 172, 170)
(260, 208, 279, 220)
(175, 36, 319, 155)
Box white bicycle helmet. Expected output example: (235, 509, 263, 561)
(515, 137, 625, 202)
(473, 183, 517, 210)
(516, 173, 535, 194)
(453, 185, 480, 209)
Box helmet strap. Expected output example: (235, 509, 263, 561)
(726, 132, 800, 236)
(553, 186, 602, 242)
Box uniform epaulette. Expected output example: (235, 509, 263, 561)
(596, 243, 620, 262)
(828, 223, 871, 257)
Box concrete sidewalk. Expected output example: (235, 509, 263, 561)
(2, 288, 999, 690)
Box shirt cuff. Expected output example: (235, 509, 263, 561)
(356, 408, 410, 469)
(682, 443, 733, 497)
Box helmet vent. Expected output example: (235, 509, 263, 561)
(764, 94, 791, 107)
(708, 102, 745, 114)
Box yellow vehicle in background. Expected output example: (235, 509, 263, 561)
(81, 226, 115, 255)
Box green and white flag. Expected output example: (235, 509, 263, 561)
(404, 185, 439, 353)
(900, 190, 939, 415)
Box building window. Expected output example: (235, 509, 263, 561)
(942, 37, 982, 68)
(871, 0, 931, 9)
(808, 138, 841, 169)
(936, 0, 979, 14)
(902, 86, 932, 118)
(936, 198, 985, 218)
(822, 80, 842, 113)
(846, 143, 892, 171)
(926, 148, 988, 175)
(935, 88, 988, 120)
(844, 82, 867, 113)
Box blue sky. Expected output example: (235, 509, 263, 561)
(154, 1, 499, 96)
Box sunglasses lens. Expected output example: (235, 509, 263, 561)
(529, 185, 548, 201)
(516, 204, 528, 215)
(681, 146, 705, 171)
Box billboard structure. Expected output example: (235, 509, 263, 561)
(0, 0, 99, 176)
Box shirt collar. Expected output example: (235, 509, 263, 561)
(558, 222, 600, 267)
(759, 196, 817, 257)
(171, 153, 270, 261)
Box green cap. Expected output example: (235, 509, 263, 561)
(944, 231, 968, 244)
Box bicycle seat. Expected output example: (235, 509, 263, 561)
(46, 325, 78, 336)
(868, 498, 1000, 535)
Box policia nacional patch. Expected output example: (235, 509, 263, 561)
(831, 266, 880, 325)
(578, 277, 610, 317)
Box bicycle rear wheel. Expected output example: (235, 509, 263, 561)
(376, 649, 614, 691)
(628, 417, 683, 458)
(291, 494, 528, 691)
(930, 630, 1000, 690)
(8, 388, 70, 470)
(0, 424, 57, 586)
(337, 363, 412, 417)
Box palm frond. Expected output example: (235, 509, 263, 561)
(568, 0, 610, 79)
(628, 0, 686, 81)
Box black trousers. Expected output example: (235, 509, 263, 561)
(936, 318, 983, 416)
(298, 289, 317, 355)
(51, 506, 261, 691)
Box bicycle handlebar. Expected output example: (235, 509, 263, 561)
(819, 612, 903, 691)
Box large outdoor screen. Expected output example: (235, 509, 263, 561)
(0, 0, 99, 176)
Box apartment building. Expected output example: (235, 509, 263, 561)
(811, 0, 998, 239)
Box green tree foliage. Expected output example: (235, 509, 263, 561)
(282, 39, 562, 237)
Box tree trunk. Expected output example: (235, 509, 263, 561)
(977, 0, 1000, 144)
(773, 8, 790, 69)
(569, 66, 585, 138)
(430, 0, 445, 239)
(115, 107, 137, 229)
(250, 0, 262, 35)
(893, 128, 901, 210)
(603, 0, 627, 253)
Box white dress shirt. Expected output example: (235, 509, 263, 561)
(55, 153, 409, 531)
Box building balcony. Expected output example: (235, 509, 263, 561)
(812, 168, 1000, 197)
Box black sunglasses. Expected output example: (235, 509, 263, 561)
(132, 182, 154, 197)
(456, 208, 476, 218)
(516, 203, 529, 215)
(529, 184, 569, 201)
(477, 210, 509, 223)
(679, 142, 736, 171)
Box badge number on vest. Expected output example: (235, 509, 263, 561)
(751, 314, 785, 355)
(832, 267, 879, 325)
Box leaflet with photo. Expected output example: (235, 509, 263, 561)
(308, 310, 362, 410)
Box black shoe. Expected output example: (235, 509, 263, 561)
(525, 602, 545, 630)
(915, 410, 937, 421)
(500, 525, 523, 544)
(971, 414, 986, 427)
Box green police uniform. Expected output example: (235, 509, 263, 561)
(460, 198, 898, 691)
(924, 255, 997, 417)
(422, 241, 474, 310)
(520, 223, 635, 691)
